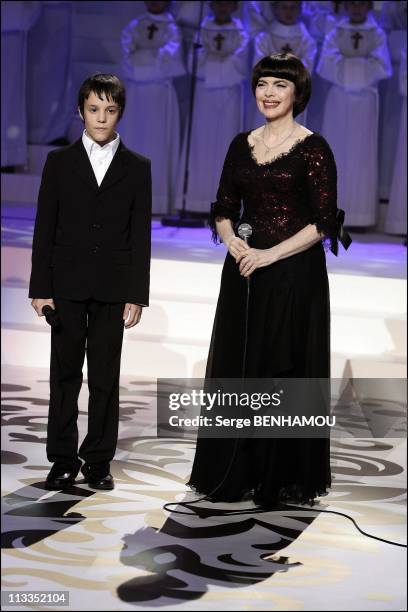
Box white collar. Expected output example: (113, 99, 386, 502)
(270, 20, 307, 37)
(141, 10, 174, 23)
(202, 16, 243, 30)
(337, 14, 379, 31)
(82, 130, 120, 156)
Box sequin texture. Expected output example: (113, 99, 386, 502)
(209, 131, 339, 254)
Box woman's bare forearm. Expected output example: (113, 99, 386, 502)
(215, 218, 236, 247)
(273, 224, 323, 261)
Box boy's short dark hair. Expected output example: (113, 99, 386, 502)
(251, 53, 312, 117)
(78, 74, 126, 119)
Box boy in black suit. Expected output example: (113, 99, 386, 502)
(29, 74, 152, 490)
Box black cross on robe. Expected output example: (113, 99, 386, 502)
(351, 32, 363, 50)
(214, 33, 225, 51)
(147, 23, 158, 40)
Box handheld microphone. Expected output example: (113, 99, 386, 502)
(237, 223, 252, 244)
(237, 223, 253, 291)
(42, 305, 61, 330)
(237, 222, 252, 288)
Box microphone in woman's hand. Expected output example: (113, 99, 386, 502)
(238, 224, 253, 287)
(42, 305, 62, 329)
(238, 223, 253, 244)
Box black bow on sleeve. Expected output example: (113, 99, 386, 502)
(336, 208, 352, 251)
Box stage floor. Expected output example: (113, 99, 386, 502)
(2, 204, 407, 610)
(1, 365, 406, 611)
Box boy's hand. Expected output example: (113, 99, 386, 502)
(31, 298, 55, 317)
(123, 303, 142, 328)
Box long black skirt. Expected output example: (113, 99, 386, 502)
(186, 242, 332, 507)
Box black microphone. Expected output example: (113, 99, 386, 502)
(42, 305, 61, 329)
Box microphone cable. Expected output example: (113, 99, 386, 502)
(164, 499, 406, 548)
(163, 224, 252, 512)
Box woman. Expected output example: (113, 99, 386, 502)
(187, 53, 341, 508)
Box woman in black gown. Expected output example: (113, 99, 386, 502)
(187, 53, 341, 508)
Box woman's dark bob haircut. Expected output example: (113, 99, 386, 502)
(78, 73, 126, 120)
(252, 53, 312, 118)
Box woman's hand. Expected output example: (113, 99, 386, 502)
(236, 247, 279, 277)
(225, 235, 250, 259)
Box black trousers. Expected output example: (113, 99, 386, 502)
(47, 298, 125, 465)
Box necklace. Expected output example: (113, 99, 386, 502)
(258, 123, 298, 153)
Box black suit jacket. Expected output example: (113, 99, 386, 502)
(29, 138, 152, 305)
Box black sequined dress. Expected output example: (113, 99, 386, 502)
(187, 131, 338, 507)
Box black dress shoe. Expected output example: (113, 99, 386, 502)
(81, 463, 114, 490)
(45, 460, 82, 490)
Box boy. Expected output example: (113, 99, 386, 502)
(29, 74, 152, 490)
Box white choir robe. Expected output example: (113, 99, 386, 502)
(175, 17, 249, 213)
(317, 14, 392, 227)
(120, 11, 185, 214)
(378, 28, 406, 200)
(247, 20, 317, 130)
(385, 48, 407, 235)
(171, 1, 245, 148)
(1, 1, 41, 166)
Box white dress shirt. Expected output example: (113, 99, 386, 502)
(81, 130, 144, 308)
(82, 130, 120, 186)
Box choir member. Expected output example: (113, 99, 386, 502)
(248, 1, 317, 128)
(176, 0, 249, 213)
(120, 0, 185, 214)
(317, 1, 392, 227)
